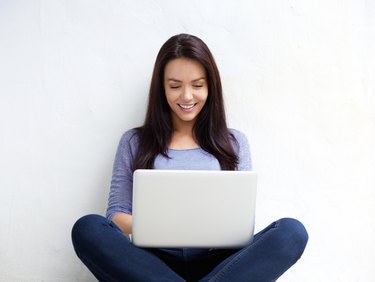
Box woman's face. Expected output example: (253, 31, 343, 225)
(163, 57, 208, 129)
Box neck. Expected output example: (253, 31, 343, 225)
(171, 116, 195, 135)
(169, 120, 198, 149)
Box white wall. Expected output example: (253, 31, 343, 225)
(0, 0, 374, 281)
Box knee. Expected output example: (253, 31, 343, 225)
(71, 214, 106, 250)
(277, 218, 309, 260)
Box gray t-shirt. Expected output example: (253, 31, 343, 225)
(106, 128, 252, 220)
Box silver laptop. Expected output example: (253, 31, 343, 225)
(131, 169, 257, 248)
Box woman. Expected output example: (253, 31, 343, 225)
(72, 34, 308, 282)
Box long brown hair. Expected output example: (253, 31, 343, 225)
(133, 34, 239, 170)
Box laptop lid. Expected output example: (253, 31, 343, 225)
(131, 169, 257, 248)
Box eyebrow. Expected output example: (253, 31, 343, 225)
(167, 77, 206, 83)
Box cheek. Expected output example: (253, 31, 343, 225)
(200, 90, 209, 102)
(165, 91, 177, 106)
(164, 90, 171, 100)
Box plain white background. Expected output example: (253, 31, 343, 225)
(0, 0, 374, 281)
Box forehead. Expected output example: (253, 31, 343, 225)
(164, 58, 206, 79)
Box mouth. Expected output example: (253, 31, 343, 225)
(178, 103, 197, 111)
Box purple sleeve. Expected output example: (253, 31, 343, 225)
(106, 130, 138, 219)
(229, 129, 252, 171)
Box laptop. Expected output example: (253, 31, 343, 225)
(131, 169, 257, 248)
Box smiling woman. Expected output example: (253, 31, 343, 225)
(71, 33, 308, 282)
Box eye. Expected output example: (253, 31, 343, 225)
(170, 85, 181, 89)
(193, 85, 203, 88)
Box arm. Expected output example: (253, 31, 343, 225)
(106, 130, 138, 235)
(112, 212, 133, 237)
(230, 129, 252, 171)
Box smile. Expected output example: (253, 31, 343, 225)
(178, 103, 197, 110)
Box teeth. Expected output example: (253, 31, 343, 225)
(179, 104, 195, 109)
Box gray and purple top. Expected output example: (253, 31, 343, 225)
(106, 128, 252, 220)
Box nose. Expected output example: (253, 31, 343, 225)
(180, 86, 193, 102)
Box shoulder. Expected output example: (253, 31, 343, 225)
(117, 128, 140, 153)
(228, 128, 252, 170)
(228, 128, 249, 146)
(120, 128, 139, 143)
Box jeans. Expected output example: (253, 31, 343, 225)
(71, 215, 308, 282)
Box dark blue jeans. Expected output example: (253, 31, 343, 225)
(72, 215, 308, 282)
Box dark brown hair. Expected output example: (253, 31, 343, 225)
(133, 33, 239, 170)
